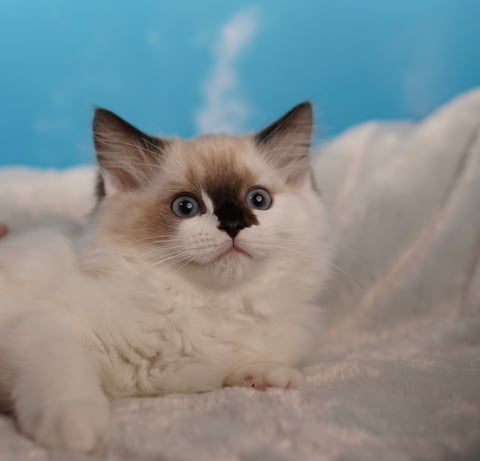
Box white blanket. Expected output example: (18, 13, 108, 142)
(1, 90, 479, 460)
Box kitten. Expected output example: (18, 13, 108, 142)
(0, 102, 329, 452)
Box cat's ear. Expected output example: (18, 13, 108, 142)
(93, 108, 168, 196)
(254, 101, 313, 185)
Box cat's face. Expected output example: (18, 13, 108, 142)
(92, 103, 324, 286)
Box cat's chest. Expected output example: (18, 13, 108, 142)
(140, 286, 265, 354)
(92, 281, 269, 395)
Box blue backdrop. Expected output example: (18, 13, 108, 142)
(1, 0, 479, 168)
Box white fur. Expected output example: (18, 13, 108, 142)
(0, 132, 328, 452)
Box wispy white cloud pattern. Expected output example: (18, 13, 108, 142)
(402, 26, 445, 118)
(195, 7, 258, 134)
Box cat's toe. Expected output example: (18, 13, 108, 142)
(224, 362, 305, 390)
(20, 399, 109, 453)
(262, 364, 305, 389)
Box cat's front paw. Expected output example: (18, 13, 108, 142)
(19, 399, 109, 453)
(224, 362, 305, 390)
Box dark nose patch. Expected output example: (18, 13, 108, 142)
(216, 202, 246, 238)
(215, 201, 258, 239)
(200, 159, 260, 238)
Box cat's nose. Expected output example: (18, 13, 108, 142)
(218, 220, 245, 239)
(216, 202, 246, 239)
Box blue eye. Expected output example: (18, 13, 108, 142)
(171, 195, 200, 218)
(246, 188, 272, 210)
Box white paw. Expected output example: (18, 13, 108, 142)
(224, 362, 305, 391)
(19, 399, 109, 453)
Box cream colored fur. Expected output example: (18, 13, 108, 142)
(0, 103, 328, 452)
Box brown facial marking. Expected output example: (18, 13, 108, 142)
(185, 138, 260, 237)
(135, 197, 179, 243)
(207, 177, 259, 239)
(98, 135, 263, 256)
(99, 189, 179, 252)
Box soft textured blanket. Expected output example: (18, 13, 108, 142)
(1, 90, 479, 460)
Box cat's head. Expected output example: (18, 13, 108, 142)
(91, 103, 325, 287)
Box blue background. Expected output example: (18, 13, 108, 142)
(1, 0, 479, 168)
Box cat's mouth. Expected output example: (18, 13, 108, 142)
(212, 243, 251, 263)
(185, 241, 255, 268)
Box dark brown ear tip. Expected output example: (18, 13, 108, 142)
(293, 101, 313, 116)
(277, 101, 313, 126)
(93, 106, 107, 116)
(297, 101, 313, 109)
(93, 107, 109, 130)
(92, 108, 138, 140)
(93, 107, 118, 125)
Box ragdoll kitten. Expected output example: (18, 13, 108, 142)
(0, 102, 328, 452)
